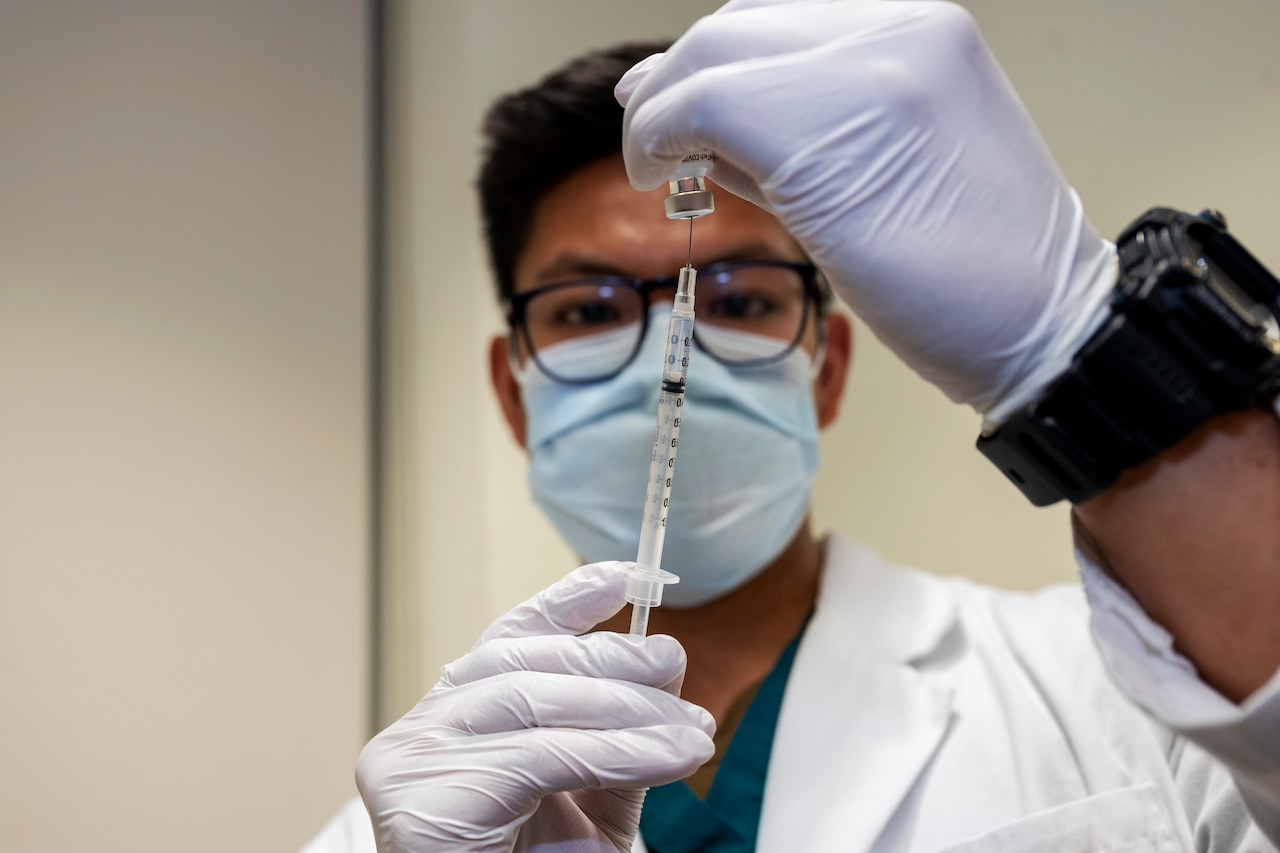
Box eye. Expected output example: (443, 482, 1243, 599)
(537, 283, 630, 329)
(551, 298, 623, 327)
(705, 290, 780, 320)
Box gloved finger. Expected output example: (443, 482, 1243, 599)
(627, 0, 962, 108)
(476, 561, 628, 646)
(617, 63, 765, 208)
(425, 670, 716, 736)
(620, 0, 928, 190)
(623, 56, 797, 195)
(520, 788, 648, 852)
(374, 724, 717, 795)
(488, 724, 716, 791)
(712, 0, 830, 12)
(617, 6, 824, 117)
(443, 631, 687, 695)
(614, 51, 664, 106)
(612, 0, 829, 105)
(356, 725, 714, 850)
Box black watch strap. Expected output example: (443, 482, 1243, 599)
(976, 313, 1216, 506)
(977, 207, 1280, 507)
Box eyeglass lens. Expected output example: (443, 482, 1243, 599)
(521, 264, 813, 382)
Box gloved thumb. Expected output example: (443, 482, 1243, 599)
(614, 51, 663, 107)
(476, 561, 630, 646)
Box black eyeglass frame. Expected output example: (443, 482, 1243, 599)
(504, 260, 833, 385)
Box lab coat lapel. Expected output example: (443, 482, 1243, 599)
(756, 537, 957, 853)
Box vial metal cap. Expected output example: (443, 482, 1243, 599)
(665, 174, 715, 220)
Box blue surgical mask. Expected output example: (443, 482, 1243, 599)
(517, 306, 821, 606)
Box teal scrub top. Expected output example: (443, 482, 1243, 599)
(638, 617, 809, 853)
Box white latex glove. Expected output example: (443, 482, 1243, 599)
(355, 562, 715, 853)
(618, 0, 1119, 420)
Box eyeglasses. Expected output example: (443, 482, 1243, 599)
(505, 260, 830, 384)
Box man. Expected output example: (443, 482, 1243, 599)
(312, 2, 1280, 851)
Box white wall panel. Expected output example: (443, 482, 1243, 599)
(0, 1, 370, 849)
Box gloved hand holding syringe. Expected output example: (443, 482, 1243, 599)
(620, 153, 715, 636)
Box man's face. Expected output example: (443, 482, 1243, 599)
(489, 154, 851, 447)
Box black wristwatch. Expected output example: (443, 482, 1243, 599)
(977, 207, 1280, 506)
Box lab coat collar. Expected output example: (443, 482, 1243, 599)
(815, 535, 958, 665)
(756, 535, 958, 852)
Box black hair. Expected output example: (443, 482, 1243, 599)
(476, 40, 672, 302)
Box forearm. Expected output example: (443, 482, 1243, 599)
(1074, 404, 1280, 703)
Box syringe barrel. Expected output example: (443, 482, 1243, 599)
(634, 389, 682, 572)
(674, 265, 696, 314)
(635, 298, 695, 574)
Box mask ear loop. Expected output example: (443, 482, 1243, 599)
(507, 329, 536, 385)
(807, 266, 835, 380)
(808, 330, 829, 381)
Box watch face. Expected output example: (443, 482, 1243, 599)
(1186, 226, 1280, 354)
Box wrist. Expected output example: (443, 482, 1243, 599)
(977, 207, 1280, 506)
(1074, 406, 1280, 703)
(982, 243, 1118, 425)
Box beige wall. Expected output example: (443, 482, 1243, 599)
(384, 0, 1280, 725)
(0, 1, 370, 850)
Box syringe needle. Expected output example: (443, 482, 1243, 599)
(686, 218, 694, 268)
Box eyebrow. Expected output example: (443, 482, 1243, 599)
(531, 241, 803, 286)
(534, 253, 630, 283)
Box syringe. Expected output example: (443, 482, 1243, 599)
(622, 155, 714, 637)
(621, 264, 695, 636)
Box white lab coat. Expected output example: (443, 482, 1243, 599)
(731, 536, 1278, 852)
(304, 535, 1280, 852)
